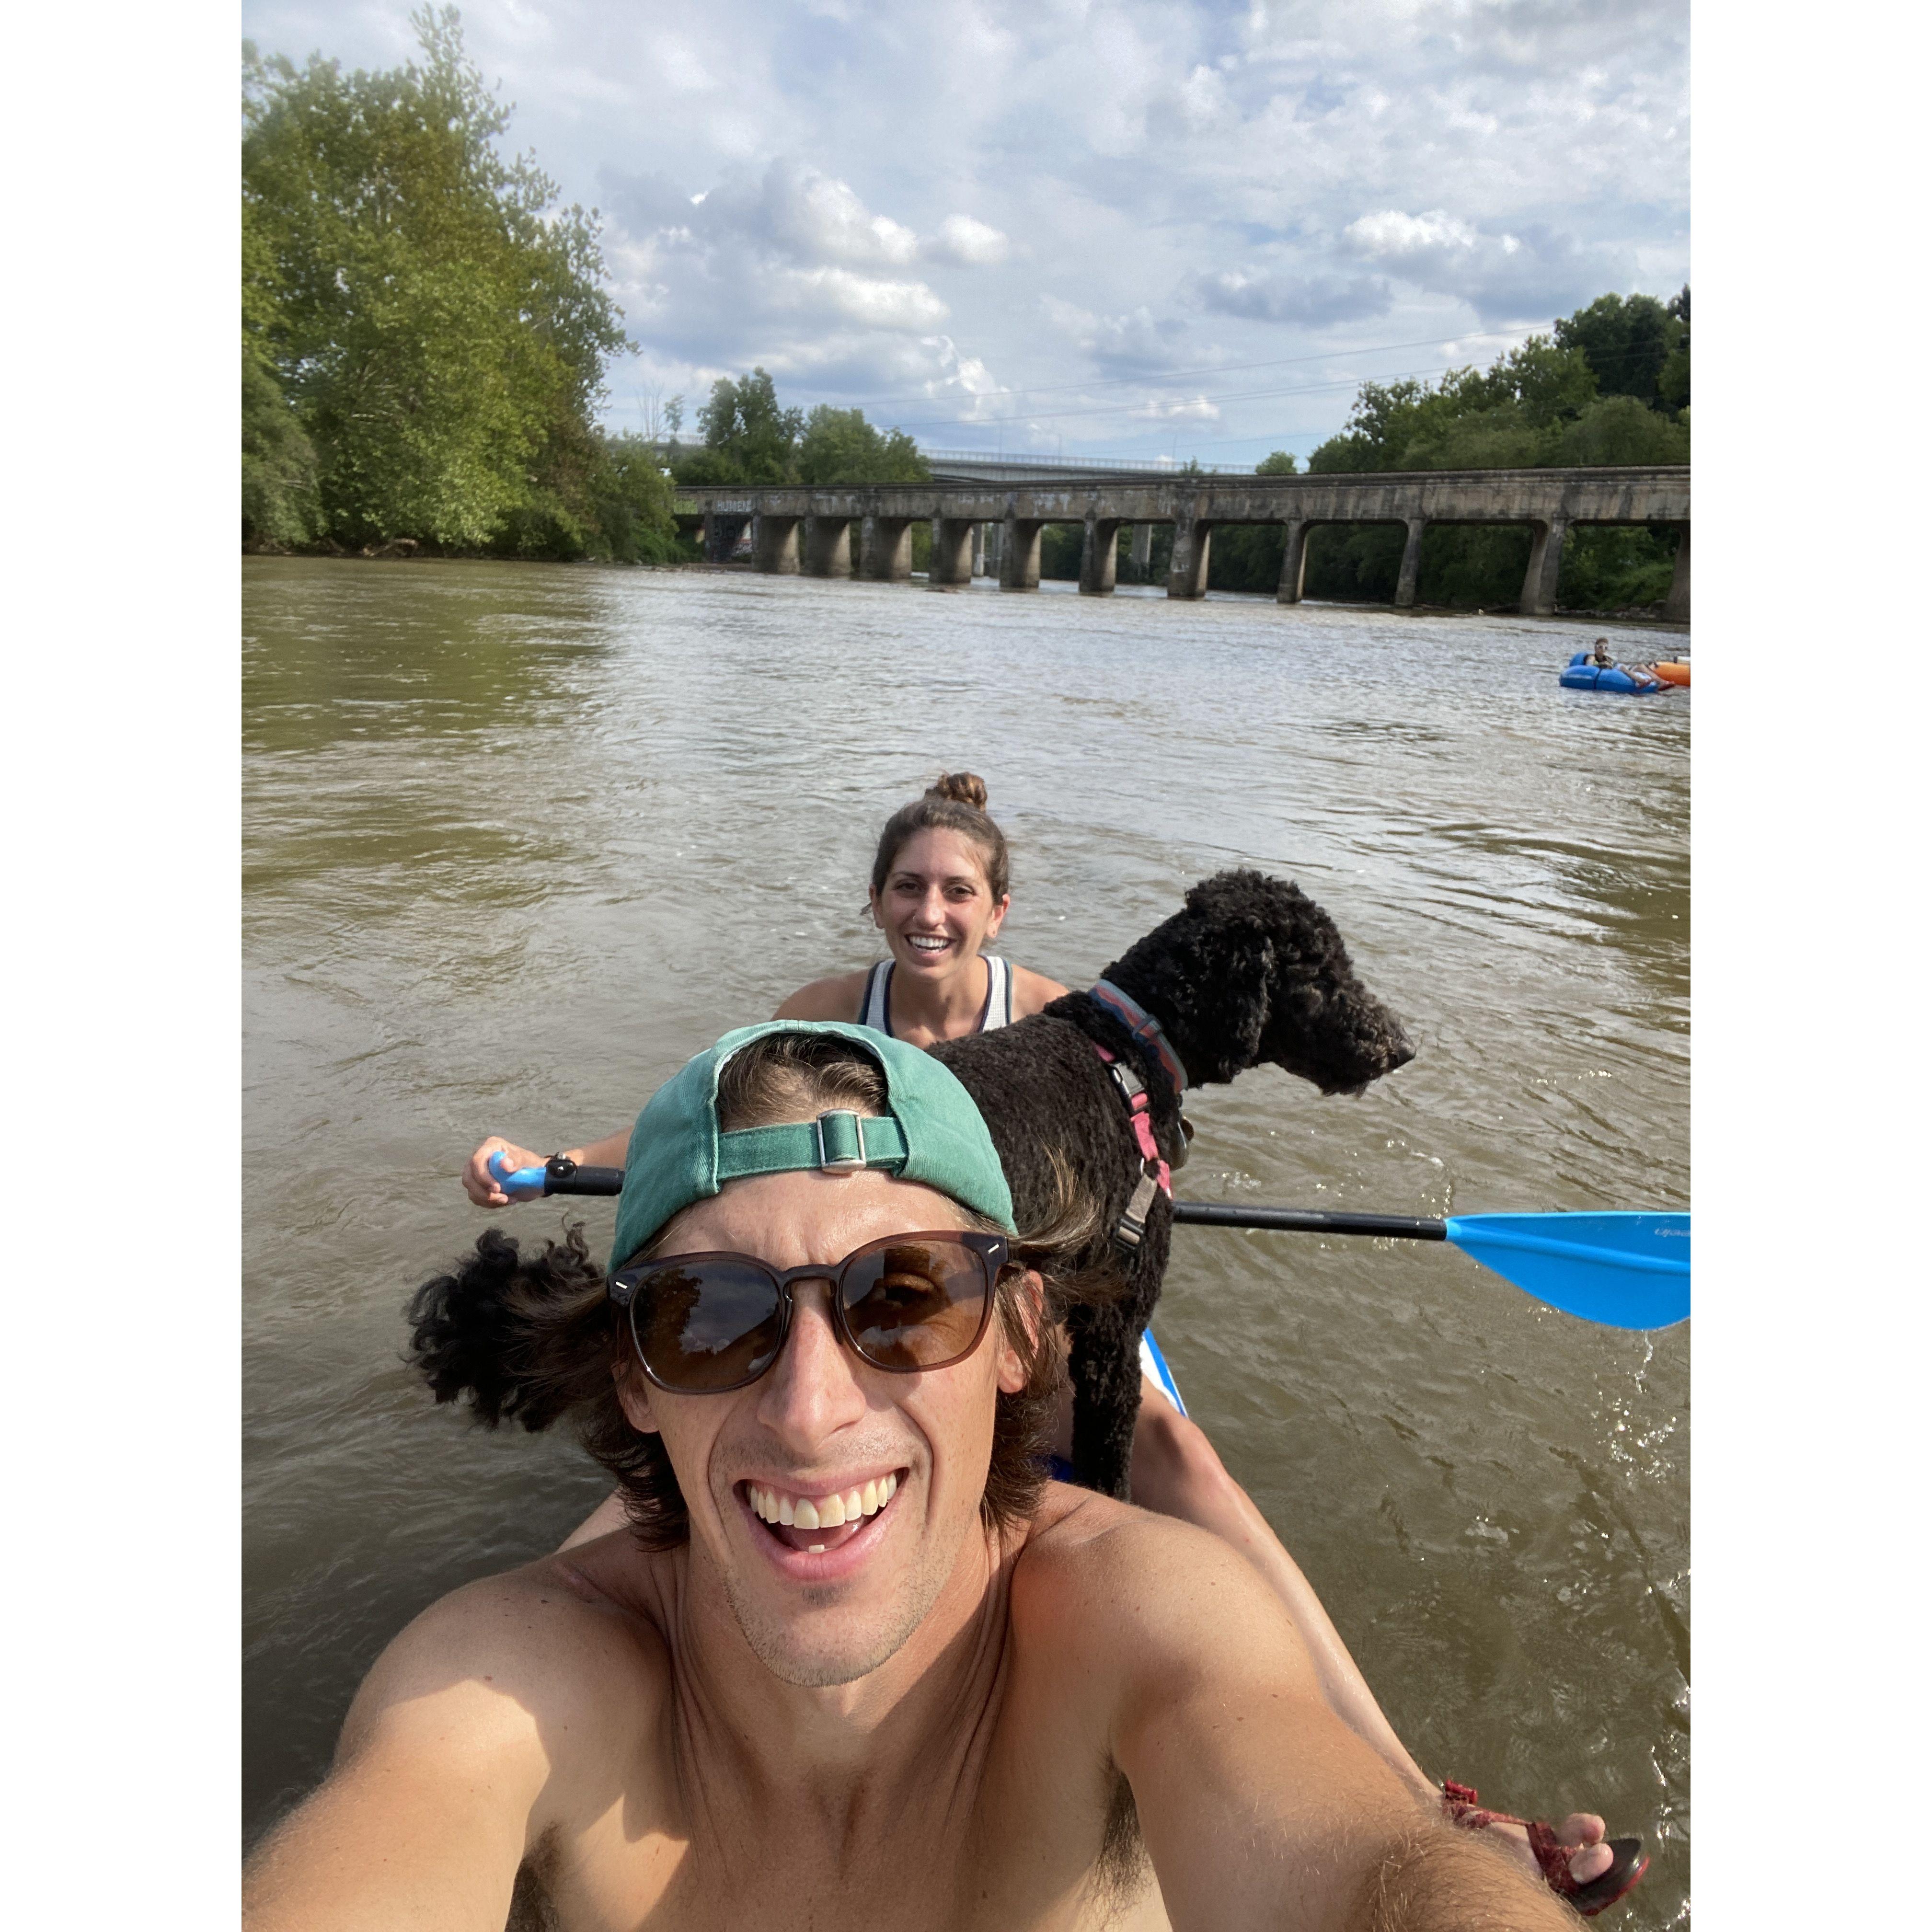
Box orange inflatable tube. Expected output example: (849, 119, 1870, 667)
(1653, 660, 1690, 687)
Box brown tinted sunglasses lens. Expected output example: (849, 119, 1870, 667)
(632, 1260, 785, 1392)
(840, 1239, 991, 1371)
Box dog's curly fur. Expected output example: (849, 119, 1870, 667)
(931, 869, 1415, 1499)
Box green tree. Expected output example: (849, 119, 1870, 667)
(1550, 394, 1690, 467)
(1255, 449, 1300, 475)
(242, 6, 631, 549)
(690, 368, 803, 483)
(1657, 285, 1690, 412)
(796, 405, 929, 484)
(1553, 292, 1684, 413)
(242, 352, 323, 545)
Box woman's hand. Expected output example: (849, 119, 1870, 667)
(465, 1138, 545, 1207)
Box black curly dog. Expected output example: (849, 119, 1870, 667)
(928, 868, 1414, 1501)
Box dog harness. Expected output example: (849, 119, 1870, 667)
(1092, 1040, 1172, 1253)
(1085, 983, 1194, 1253)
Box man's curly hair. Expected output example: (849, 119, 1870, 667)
(409, 1031, 1111, 1548)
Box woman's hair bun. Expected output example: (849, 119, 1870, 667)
(928, 770, 988, 810)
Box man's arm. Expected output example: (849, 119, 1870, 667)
(1074, 1514, 1578, 1932)
(243, 1570, 644, 1930)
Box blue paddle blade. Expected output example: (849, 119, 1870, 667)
(1442, 1212, 1690, 1331)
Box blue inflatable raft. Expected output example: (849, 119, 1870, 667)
(1560, 650, 1671, 695)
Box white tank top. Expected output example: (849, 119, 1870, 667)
(860, 955, 1013, 1039)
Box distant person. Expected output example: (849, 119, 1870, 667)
(1591, 637, 1615, 668)
(248, 1023, 1596, 1929)
(463, 775, 1644, 1912)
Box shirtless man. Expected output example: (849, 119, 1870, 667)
(244, 1022, 1586, 1930)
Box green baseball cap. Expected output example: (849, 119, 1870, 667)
(610, 1021, 1015, 1271)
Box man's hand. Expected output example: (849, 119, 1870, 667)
(463, 1138, 544, 1207)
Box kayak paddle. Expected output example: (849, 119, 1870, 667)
(1168, 1202, 1688, 1331)
(485, 1157, 1689, 1331)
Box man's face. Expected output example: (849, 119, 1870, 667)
(616, 1168, 1030, 1688)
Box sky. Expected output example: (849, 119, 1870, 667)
(239, 0, 1689, 465)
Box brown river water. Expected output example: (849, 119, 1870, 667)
(242, 555, 1689, 1921)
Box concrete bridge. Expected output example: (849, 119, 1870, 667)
(674, 464, 1690, 620)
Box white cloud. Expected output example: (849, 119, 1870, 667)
(1196, 268, 1394, 326)
(763, 163, 921, 266)
(1341, 206, 1620, 323)
(783, 267, 948, 331)
(1346, 209, 1481, 256)
(928, 214, 1011, 265)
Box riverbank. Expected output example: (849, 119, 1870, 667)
(242, 545, 1689, 629)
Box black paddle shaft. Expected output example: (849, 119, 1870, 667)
(540, 1160, 624, 1196)
(1170, 1202, 1448, 1240)
(535, 1164, 1448, 1241)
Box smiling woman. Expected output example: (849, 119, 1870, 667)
(462, 773, 1068, 1203)
(776, 771, 1072, 1047)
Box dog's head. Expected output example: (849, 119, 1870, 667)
(1102, 870, 1415, 1095)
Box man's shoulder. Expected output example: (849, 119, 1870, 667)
(340, 1538, 675, 1772)
(1009, 1484, 1280, 1662)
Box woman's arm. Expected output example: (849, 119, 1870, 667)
(1011, 964, 1071, 1018)
(462, 1128, 630, 1206)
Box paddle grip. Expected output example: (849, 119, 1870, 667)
(485, 1153, 625, 1199)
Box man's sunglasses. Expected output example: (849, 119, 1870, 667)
(607, 1228, 1011, 1395)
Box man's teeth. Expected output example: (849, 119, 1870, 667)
(748, 1472, 898, 1530)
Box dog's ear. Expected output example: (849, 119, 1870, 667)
(1171, 876, 1281, 1077)
(1218, 931, 1274, 1067)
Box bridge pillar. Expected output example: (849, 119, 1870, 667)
(1000, 517, 1043, 591)
(1079, 516, 1122, 595)
(802, 517, 853, 577)
(1130, 523, 1152, 582)
(1394, 517, 1426, 608)
(929, 516, 976, 589)
(1168, 515, 1212, 598)
(860, 516, 914, 582)
(1519, 515, 1569, 615)
(702, 513, 750, 564)
(1276, 519, 1309, 604)
(983, 521, 1003, 577)
(971, 522, 985, 578)
(752, 514, 800, 575)
(1663, 523, 1690, 623)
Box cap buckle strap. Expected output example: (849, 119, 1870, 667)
(814, 1109, 870, 1173)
